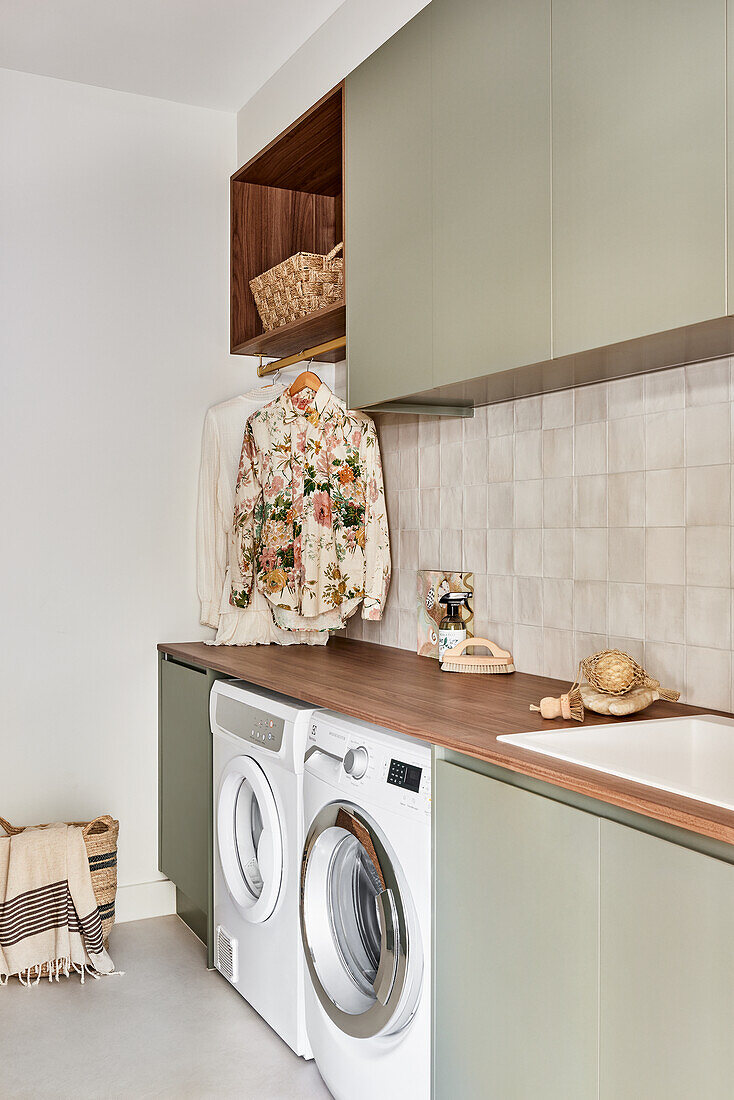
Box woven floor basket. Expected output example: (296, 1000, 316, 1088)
(250, 242, 343, 330)
(0, 814, 119, 947)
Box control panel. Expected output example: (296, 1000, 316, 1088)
(214, 693, 285, 753)
(387, 758, 423, 793)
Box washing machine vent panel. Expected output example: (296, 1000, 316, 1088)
(215, 925, 239, 984)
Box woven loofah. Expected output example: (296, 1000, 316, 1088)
(580, 649, 680, 702)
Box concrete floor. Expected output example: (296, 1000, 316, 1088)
(2, 915, 333, 1099)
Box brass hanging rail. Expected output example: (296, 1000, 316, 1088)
(257, 336, 346, 377)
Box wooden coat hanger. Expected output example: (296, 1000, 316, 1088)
(288, 360, 322, 396)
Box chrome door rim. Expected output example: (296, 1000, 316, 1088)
(300, 801, 422, 1039)
(217, 755, 283, 924)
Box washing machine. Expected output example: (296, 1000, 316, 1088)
(300, 710, 432, 1100)
(211, 679, 320, 1059)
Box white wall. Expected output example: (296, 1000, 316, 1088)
(0, 67, 247, 918)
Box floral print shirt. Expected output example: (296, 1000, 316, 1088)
(230, 383, 391, 623)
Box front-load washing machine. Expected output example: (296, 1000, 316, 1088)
(211, 678, 320, 1058)
(300, 710, 432, 1100)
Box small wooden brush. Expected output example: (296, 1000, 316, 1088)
(529, 684, 585, 722)
(441, 637, 515, 674)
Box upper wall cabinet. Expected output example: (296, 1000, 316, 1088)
(345, 8, 433, 409)
(552, 0, 726, 357)
(231, 85, 345, 363)
(431, 0, 551, 389)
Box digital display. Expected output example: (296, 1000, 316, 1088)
(387, 758, 422, 793)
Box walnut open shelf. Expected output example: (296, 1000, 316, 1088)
(230, 83, 345, 363)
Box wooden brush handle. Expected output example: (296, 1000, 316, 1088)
(448, 637, 511, 659)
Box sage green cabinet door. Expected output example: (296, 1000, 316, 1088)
(345, 6, 433, 408)
(432, 0, 552, 387)
(600, 820, 734, 1099)
(434, 760, 599, 1099)
(159, 657, 211, 916)
(552, 0, 726, 357)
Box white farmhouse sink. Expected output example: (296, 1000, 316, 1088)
(498, 715, 734, 810)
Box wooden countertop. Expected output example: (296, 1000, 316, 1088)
(158, 637, 734, 846)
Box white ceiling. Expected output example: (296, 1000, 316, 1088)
(0, 0, 346, 111)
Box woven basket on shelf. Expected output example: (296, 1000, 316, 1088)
(0, 814, 119, 945)
(580, 650, 680, 702)
(250, 242, 344, 330)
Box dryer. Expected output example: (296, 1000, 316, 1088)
(300, 710, 432, 1100)
(211, 679, 319, 1059)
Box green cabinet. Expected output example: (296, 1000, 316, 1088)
(435, 753, 734, 1097)
(600, 819, 734, 1100)
(433, 759, 599, 1099)
(345, 6, 433, 409)
(551, 0, 725, 356)
(431, 0, 551, 387)
(159, 653, 222, 962)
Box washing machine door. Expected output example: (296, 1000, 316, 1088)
(300, 801, 423, 1039)
(217, 755, 283, 923)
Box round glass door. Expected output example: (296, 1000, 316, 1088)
(217, 755, 283, 923)
(300, 802, 423, 1039)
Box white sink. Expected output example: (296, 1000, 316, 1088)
(498, 715, 734, 810)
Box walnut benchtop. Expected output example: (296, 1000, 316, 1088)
(158, 637, 734, 846)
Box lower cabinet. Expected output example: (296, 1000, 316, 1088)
(434, 756, 734, 1099)
(158, 653, 223, 964)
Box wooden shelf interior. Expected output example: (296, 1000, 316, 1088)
(231, 84, 344, 357)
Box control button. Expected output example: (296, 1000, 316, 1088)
(267, 733, 273, 741)
(343, 746, 369, 780)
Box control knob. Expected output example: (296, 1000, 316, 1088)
(344, 746, 369, 780)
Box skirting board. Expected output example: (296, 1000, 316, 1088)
(115, 879, 176, 923)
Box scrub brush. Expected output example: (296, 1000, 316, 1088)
(441, 637, 515, 674)
(529, 670, 585, 722)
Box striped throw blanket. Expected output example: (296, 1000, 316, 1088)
(0, 823, 116, 985)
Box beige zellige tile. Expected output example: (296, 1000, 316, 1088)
(462, 484, 485, 529)
(685, 646, 731, 710)
(574, 581, 607, 634)
(685, 464, 730, 526)
(607, 375, 644, 419)
(543, 628, 576, 679)
(645, 468, 684, 527)
(575, 381, 607, 424)
(361, 618, 382, 645)
(439, 415, 463, 445)
(608, 416, 645, 473)
(487, 435, 514, 482)
(514, 529, 543, 577)
(543, 577, 574, 631)
(487, 482, 514, 528)
(686, 526, 730, 587)
(645, 527, 685, 586)
(513, 624, 544, 675)
(575, 528, 607, 582)
(441, 529, 463, 569)
(685, 403, 730, 466)
(419, 445, 440, 488)
(608, 472, 645, 527)
(418, 416, 439, 448)
(472, 572, 488, 621)
(644, 366, 685, 413)
(645, 410, 684, 470)
(488, 574, 514, 623)
(440, 486, 463, 529)
(379, 605, 400, 648)
(686, 586, 731, 650)
(383, 450, 400, 489)
(685, 358, 730, 407)
(464, 403, 488, 440)
(486, 401, 514, 436)
(463, 437, 488, 485)
(574, 631, 609, 663)
(398, 609, 415, 652)
(575, 475, 607, 527)
(574, 421, 607, 475)
(542, 389, 574, 429)
(609, 527, 645, 583)
(463, 529, 487, 576)
(440, 441, 463, 486)
(486, 529, 514, 576)
(418, 529, 439, 570)
(396, 570, 414, 611)
(514, 575, 543, 626)
(608, 582, 645, 639)
(543, 477, 574, 528)
(543, 528, 574, 579)
(419, 487, 440, 529)
(644, 641, 686, 694)
(608, 636, 645, 664)
(514, 394, 542, 432)
(399, 447, 418, 489)
(515, 480, 543, 528)
(514, 429, 543, 480)
(543, 426, 574, 478)
(645, 584, 685, 644)
(400, 489, 420, 531)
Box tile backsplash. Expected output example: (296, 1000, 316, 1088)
(347, 358, 734, 711)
